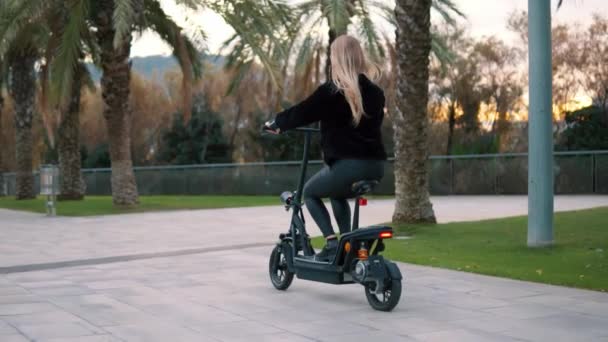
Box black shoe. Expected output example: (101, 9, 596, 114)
(315, 239, 338, 262)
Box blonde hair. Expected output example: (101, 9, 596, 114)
(330, 35, 380, 126)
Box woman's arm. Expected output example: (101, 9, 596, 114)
(274, 83, 332, 132)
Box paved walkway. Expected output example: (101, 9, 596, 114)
(2, 195, 607, 268)
(0, 196, 607, 341)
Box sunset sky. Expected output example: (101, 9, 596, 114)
(131, 0, 607, 57)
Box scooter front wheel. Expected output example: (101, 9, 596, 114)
(269, 244, 294, 290)
(365, 279, 401, 311)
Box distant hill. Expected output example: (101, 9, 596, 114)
(87, 54, 225, 83)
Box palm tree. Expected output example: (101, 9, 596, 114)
(7, 49, 37, 200)
(392, 0, 436, 223)
(56, 62, 93, 200)
(1, 0, 263, 206)
(57, 0, 283, 206)
(2, 21, 43, 200)
(42, 3, 94, 200)
(0, 1, 94, 201)
(0, 1, 48, 200)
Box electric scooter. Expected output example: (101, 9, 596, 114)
(264, 126, 402, 311)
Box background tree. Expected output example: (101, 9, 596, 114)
(507, 10, 579, 119)
(475, 37, 523, 139)
(572, 15, 608, 109)
(2, 19, 43, 200)
(157, 95, 230, 165)
(558, 105, 608, 151)
(430, 26, 481, 155)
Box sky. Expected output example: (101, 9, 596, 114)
(130, 0, 607, 57)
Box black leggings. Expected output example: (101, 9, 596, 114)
(303, 159, 384, 238)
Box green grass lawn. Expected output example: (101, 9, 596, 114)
(0, 195, 392, 217)
(0, 196, 279, 216)
(314, 207, 608, 292)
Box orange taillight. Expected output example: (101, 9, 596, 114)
(344, 242, 351, 253)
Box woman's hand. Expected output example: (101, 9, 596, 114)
(263, 120, 281, 134)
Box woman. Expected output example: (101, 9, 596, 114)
(264, 35, 387, 261)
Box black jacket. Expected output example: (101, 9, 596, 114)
(274, 74, 387, 165)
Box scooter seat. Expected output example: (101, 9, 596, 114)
(351, 180, 379, 196)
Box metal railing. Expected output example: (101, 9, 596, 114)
(3, 151, 608, 196)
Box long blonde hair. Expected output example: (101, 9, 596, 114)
(330, 35, 379, 126)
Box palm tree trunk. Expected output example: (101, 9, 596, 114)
(325, 28, 337, 81)
(496, 99, 509, 136)
(446, 102, 456, 155)
(176, 34, 193, 122)
(9, 53, 37, 200)
(95, 1, 139, 206)
(57, 64, 85, 200)
(229, 106, 242, 154)
(392, 0, 436, 223)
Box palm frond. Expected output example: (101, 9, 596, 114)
(0, 0, 49, 56)
(211, 0, 291, 93)
(368, 0, 464, 27)
(40, 5, 66, 141)
(51, 0, 89, 103)
(142, 0, 203, 78)
(321, 0, 351, 34)
(142, 0, 204, 121)
(295, 35, 319, 72)
(432, 0, 466, 25)
(113, 0, 137, 49)
(353, 0, 385, 62)
(431, 31, 456, 67)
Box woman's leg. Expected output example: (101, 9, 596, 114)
(304, 160, 385, 237)
(330, 198, 351, 235)
(327, 160, 384, 234)
(303, 166, 336, 238)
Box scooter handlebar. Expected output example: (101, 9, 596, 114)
(261, 120, 320, 135)
(293, 127, 320, 133)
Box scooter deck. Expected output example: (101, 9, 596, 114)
(294, 256, 355, 284)
(289, 226, 393, 285)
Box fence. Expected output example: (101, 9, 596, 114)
(3, 151, 608, 196)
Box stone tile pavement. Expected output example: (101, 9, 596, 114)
(0, 247, 606, 341)
(0, 195, 607, 341)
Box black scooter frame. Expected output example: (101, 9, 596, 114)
(276, 128, 401, 286)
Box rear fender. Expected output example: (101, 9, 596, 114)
(385, 261, 402, 280)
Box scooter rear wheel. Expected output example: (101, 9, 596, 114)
(269, 244, 294, 290)
(365, 279, 401, 311)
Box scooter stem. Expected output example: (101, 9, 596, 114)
(294, 131, 311, 205)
